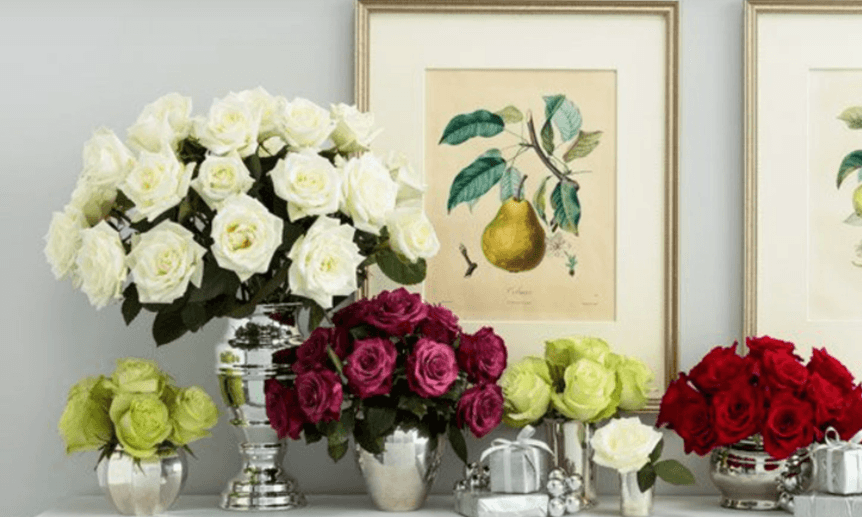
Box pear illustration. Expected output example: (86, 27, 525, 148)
(481, 198, 546, 272)
(854, 184, 862, 216)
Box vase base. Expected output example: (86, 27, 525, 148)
(220, 480, 307, 512)
(719, 497, 779, 511)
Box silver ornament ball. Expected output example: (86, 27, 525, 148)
(548, 497, 566, 517)
(547, 479, 566, 498)
(454, 480, 469, 492)
(548, 468, 567, 482)
(565, 474, 583, 494)
(565, 493, 583, 514)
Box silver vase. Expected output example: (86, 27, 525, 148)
(97, 447, 186, 516)
(216, 303, 307, 511)
(545, 419, 598, 511)
(355, 426, 445, 511)
(620, 471, 653, 517)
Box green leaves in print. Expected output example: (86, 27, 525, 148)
(447, 149, 507, 212)
(439, 110, 505, 145)
(839, 107, 862, 130)
(837, 150, 862, 189)
(563, 130, 603, 162)
(551, 182, 581, 236)
(541, 95, 582, 154)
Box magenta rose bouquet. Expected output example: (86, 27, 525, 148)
(264, 288, 507, 462)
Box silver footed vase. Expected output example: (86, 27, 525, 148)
(97, 447, 186, 516)
(355, 426, 446, 511)
(216, 303, 306, 511)
(545, 419, 598, 511)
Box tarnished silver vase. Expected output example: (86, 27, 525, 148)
(97, 447, 186, 516)
(355, 426, 446, 511)
(216, 304, 306, 511)
(546, 419, 598, 511)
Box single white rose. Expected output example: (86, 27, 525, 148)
(190, 153, 255, 210)
(590, 417, 663, 474)
(288, 215, 363, 309)
(126, 93, 193, 153)
(121, 151, 194, 222)
(341, 153, 398, 235)
(281, 98, 335, 150)
(76, 221, 128, 309)
(210, 194, 283, 281)
(195, 92, 261, 157)
(386, 207, 439, 262)
(127, 221, 206, 303)
(330, 103, 381, 152)
(385, 151, 426, 205)
(236, 87, 285, 139)
(80, 128, 136, 190)
(69, 180, 117, 226)
(269, 150, 341, 221)
(260, 135, 287, 156)
(44, 206, 87, 282)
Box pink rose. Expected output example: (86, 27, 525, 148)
(457, 327, 507, 383)
(292, 327, 333, 374)
(344, 337, 398, 398)
(265, 379, 304, 440)
(365, 288, 429, 335)
(295, 369, 343, 424)
(333, 297, 372, 328)
(457, 383, 504, 438)
(407, 338, 459, 398)
(419, 305, 461, 344)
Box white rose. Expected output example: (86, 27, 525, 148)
(281, 98, 335, 150)
(121, 151, 194, 222)
(386, 207, 439, 262)
(260, 136, 286, 156)
(80, 128, 136, 190)
(44, 206, 87, 282)
(341, 153, 398, 234)
(330, 103, 381, 152)
(126, 93, 193, 153)
(76, 221, 128, 309)
(69, 180, 117, 226)
(190, 153, 255, 211)
(195, 93, 261, 157)
(210, 194, 283, 281)
(385, 151, 426, 205)
(269, 150, 341, 221)
(127, 221, 206, 303)
(590, 417, 663, 474)
(288, 216, 363, 309)
(236, 87, 285, 139)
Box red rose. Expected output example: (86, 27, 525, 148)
(808, 348, 855, 394)
(746, 335, 797, 360)
(407, 338, 459, 398)
(419, 304, 461, 344)
(333, 298, 372, 328)
(457, 383, 504, 438)
(834, 387, 862, 440)
(344, 337, 397, 398)
(265, 379, 304, 440)
(457, 327, 507, 383)
(805, 372, 846, 429)
(762, 393, 815, 460)
(295, 369, 343, 424)
(760, 350, 808, 396)
(364, 288, 429, 336)
(292, 327, 334, 374)
(688, 343, 750, 394)
(712, 383, 762, 446)
(657, 374, 717, 455)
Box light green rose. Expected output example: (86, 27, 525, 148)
(58, 376, 114, 454)
(110, 393, 172, 459)
(110, 358, 166, 395)
(551, 359, 620, 423)
(168, 386, 219, 446)
(500, 357, 554, 428)
(545, 337, 617, 381)
(616, 356, 654, 411)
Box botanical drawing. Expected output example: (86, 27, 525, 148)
(834, 106, 862, 267)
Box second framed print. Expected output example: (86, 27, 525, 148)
(356, 0, 679, 406)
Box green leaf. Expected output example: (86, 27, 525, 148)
(324, 420, 350, 461)
(495, 105, 524, 124)
(447, 149, 507, 212)
(837, 150, 862, 188)
(439, 110, 506, 145)
(303, 424, 324, 445)
(533, 176, 551, 223)
(398, 396, 428, 419)
(279, 221, 306, 252)
(355, 420, 384, 455)
(327, 439, 348, 462)
(563, 130, 603, 162)
(845, 213, 862, 226)
(551, 182, 581, 235)
(152, 310, 189, 346)
(547, 95, 582, 142)
(180, 303, 207, 332)
(541, 120, 555, 155)
(122, 284, 141, 326)
(327, 346, 344, 376)
(366, 406, 398, 438)
(245, 153, 263, 180)
(448, 425, 468, 464)
(655, 459, 696, 485)
(308, 303, 325, 332)
(637, 464, 657, 492)
(376, 248, 427, 285)
(189, 261, 240, 303)
(839, 107, 862, 129)
(650, 439, 664, 464)
(228, 263, 290, 318)
(499, 167, 522, 201)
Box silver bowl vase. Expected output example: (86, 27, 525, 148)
(97, 447, 187, 516)
(216, 303, 307, 511)
(355, 426, 445, 511)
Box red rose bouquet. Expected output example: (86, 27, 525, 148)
(264, 288, 507, 462)
(658, 336, 862, 459)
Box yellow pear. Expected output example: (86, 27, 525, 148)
(481, 198, 546, 272)
(854, 184, 862, 216)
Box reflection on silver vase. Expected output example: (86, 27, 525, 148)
(620, 471, 653, 517)
(355, 426, 445, 511)
(216, 304, 306, 511)
(97, 447, 186, 516)
(545, 419, 598, 510)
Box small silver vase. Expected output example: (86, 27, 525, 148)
(620, 471, 653, 517)
(546, 419, 598, 511)
(355, 426, 446, 511)
(97, 447, 186, 516)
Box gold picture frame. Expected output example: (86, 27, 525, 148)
(356, 0, 679, 408)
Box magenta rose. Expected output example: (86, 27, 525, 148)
(333, 298, 372, 328)
(292, 327, 334, 374)
(365, 288, 429, 335)
(419, 305, 461, 344)
(265, 379, 305, 440)
(457, 327, 507, 383)
(295, 369, 343, 424)
(457, 383, 504, 438)
(344, 337, 398, 398)
(407, 338, 459, 398)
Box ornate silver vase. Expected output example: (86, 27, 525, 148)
(545, 419, 598, 511)
(97, 447, 186, 516)
(216, 304, 306, 511)
(620, 471, 653, 517)
(355, 426, 446, 511)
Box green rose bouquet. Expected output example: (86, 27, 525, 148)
(500, 337, 653, 427)
(58, 358, 218, 461)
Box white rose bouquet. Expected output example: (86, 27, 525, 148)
(45, 88, 439, 345)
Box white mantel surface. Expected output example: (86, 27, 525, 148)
(36, 495, 768, 517)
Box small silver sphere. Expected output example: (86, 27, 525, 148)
(466, 462, 480, 478)
(565, 474, 583, 494)
(548, 497, 566, 517)
(454, 480, 469, 492)
(564, 493, 583, 514)
(548, 468, 567, 482)
(547, 479, 566, 498)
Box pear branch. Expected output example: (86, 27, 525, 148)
(526, 112, 578, 190)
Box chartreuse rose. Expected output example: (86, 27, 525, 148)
(58, 376, 114, 453)
(499, 357, 553, 427)
(552, 358, 620, 422)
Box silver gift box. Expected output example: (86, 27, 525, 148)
(455, 490, 549, 517)
(794, 493, 862, 517)
(816, 447, 862, 495)
(487, 447, 549, 494)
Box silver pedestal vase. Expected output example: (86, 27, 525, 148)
(97, 447, 187, 516)
(355, 426, 446, 511)
(216, 303, 307, 511)
(546, 419, 598, 511)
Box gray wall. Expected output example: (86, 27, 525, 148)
(0, 0, 742, 515)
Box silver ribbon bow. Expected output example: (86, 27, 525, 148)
(822, 427, 862, 450)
